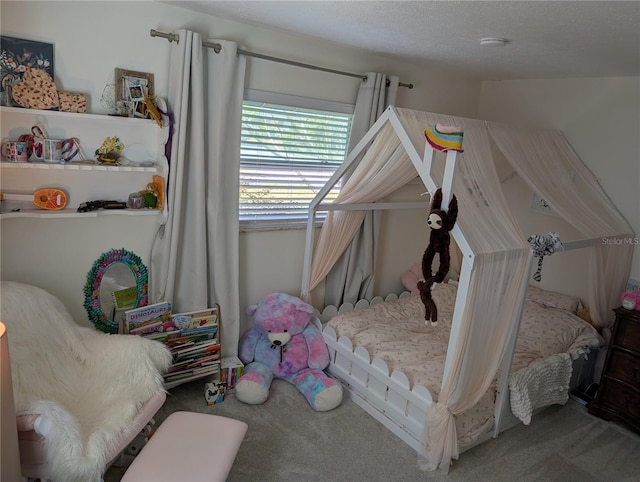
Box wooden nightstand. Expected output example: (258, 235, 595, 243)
(587, 307, 640, 434)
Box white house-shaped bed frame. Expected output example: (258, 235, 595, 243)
(300, 106, 633, 466)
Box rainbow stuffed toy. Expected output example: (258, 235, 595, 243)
(424, 124, 464, 152)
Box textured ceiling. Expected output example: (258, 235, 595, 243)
(163, 1, 640, 80)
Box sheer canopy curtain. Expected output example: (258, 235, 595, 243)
(323, 73, 398, 307)
(308, 123, 416, 295)
(150, 30, 246, 356)
(489, 126, 634, 328)
(394, 111, 531, 473)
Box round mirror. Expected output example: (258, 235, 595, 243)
(83, 248, 148, 333)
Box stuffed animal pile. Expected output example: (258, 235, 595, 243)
(235, 293, 343, 411)
(417, 187, 458, 325)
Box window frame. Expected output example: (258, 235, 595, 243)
(240, 89, 354, 231)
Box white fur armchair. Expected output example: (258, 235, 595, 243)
(0, 281, 172, 482)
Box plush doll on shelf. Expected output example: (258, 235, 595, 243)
(236, 293, 343, 412)
(417, 187, 458, 325)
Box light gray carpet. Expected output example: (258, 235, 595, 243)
(105, 379, 640, 482)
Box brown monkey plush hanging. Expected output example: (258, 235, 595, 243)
(417, 188, 458, 325)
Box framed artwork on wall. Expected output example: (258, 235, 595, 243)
(0, 36, 55, 106)
(114, 68, 154, 118)
(530, 193, 557, 216)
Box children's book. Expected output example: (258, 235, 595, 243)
(170, 305, 219, 331)
(112, 286, 139, 309)
(125, 300, 172, 335)
(165, 330, 217, 349)
(111, 286, 139, 334)
(164, 363, 220, 383)
(167, 356, 220, 375)
(172, 340, 221, 363)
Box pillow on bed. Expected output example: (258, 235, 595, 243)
(401, 262, 422, 295)
(526, 285, 583, 314)
(402, 263, 583, 314)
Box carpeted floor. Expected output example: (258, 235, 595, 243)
(105, 379, 640, 482)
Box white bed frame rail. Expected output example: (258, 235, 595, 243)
(312, 293, 433, 457)
(323, 325, 432, 456)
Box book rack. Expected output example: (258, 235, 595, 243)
(123, 302, 222, 389)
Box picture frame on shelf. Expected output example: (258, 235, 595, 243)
(114, 68, 154, 118)
(127, 83, 145, 102)
(1, 36, 55, 107)
(134, 100, 148, 119)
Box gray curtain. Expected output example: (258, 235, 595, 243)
(150, 30, 246, 356)
(324, 72, 398, 307)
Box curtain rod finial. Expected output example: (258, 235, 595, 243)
(150, 29, 179, 43)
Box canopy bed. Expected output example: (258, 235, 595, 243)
(301, 107, 634, 472)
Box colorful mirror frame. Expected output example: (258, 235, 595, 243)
(83, 248, 148, 333)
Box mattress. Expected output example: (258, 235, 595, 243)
(326, 282, 604, 444)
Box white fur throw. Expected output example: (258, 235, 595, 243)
(0, 281, 172, 482)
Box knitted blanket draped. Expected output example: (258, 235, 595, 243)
(509, 352, 572, 425)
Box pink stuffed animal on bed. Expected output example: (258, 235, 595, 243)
(401, 262, 423, 296)
(235, 293, 343, 411)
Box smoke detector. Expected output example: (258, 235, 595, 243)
(480, 37, 509, 47)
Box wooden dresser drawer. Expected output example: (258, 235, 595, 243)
(614, 310, 640, 351)
(588, 308, 640, 434)
(597, 378, 640, 421)
(607, 349, 640, 386)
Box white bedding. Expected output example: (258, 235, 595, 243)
(326, 283, 604, 443)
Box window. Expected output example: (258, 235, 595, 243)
(240, 91, 353, 229)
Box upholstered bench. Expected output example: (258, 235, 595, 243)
(121, 411, 248, 482)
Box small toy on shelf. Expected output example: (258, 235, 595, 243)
(77, 200, 127, 213)
(1, 187, 68, 211)
(143, 93, 163, 127)
(139, 182, 159, 208)
(95, 136, 124, 164)
(127, 192, 145, 209)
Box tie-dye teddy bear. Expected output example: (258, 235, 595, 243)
(236, 293, 342, 411)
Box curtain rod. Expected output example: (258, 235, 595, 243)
(150, 29, 413, 89)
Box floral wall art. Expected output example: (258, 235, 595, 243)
(0, 36, 54, 106)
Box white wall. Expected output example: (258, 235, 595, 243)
(0, 1, 482, 332)
(3, 3, 635, 335)
(479, 77, 640, 303)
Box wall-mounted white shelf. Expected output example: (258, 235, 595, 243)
(0, 207, 162, 219)
(0, 161, 160, 173)
(1, 106, 169, 220)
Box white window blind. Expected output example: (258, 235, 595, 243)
(240, 99, 353, 229)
